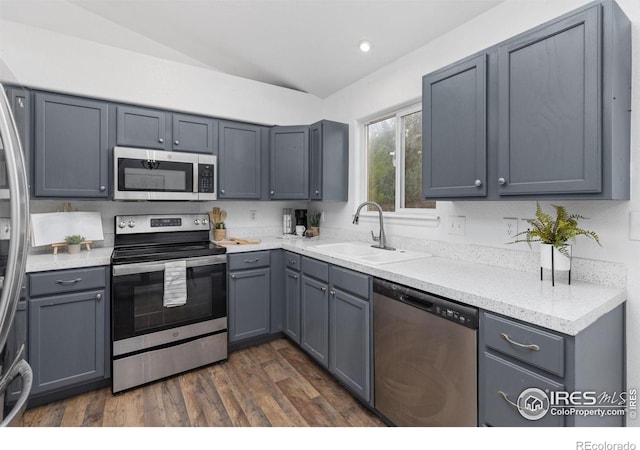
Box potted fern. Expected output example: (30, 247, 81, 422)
(510, 203, 601, 284)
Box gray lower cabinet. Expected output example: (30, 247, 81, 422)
(329, 267, 370, 403)
(28, 267, 109, 396)
(309, 120, 349, 202)
(300, 273, 329, 368)
(34, 92, 109, 198)
(422, 53, 486, 198)
(479, 306, 624, 427)
(116, 105, 169, 150)
(228, 252, 271, 342)
(421, 1, 631, 200)
(172, 113, 217, 154)
(269, 125, 309, 200)
(284, 253, 301, 343)
(218, 121, 265, 199)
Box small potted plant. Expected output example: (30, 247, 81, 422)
(510, 203, 600, 284)
(213, 221, 227, 241)
(64, 234, 85, 254)
(307, 212, 321, 237)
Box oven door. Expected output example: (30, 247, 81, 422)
(111, 255, 226, 356)
(113, 146, 198, 200)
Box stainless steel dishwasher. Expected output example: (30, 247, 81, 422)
(373, 278, 478, 427)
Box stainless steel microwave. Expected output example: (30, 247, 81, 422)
(113, 146, 216, 201)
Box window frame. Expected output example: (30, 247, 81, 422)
(361, 103, 437, 220)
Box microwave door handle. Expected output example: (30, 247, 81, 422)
(193, 163, 198, 193)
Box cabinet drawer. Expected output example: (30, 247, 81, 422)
(228, 251, 271, 270)
(29, 267, 107, 297)
(285, 252, 301, 271)
(482, 312, 564, 377)
(301, 257, 328, 282)
(330, 265, 369, 299)
(482, 352, 564, 427)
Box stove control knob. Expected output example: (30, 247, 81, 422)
(128, 220, 136, 228)
(194, 219, 201, 225)
(202, 218, 208, 226)
(118, 221, 127, 229)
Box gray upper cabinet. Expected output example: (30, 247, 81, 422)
(420, 1, 631, 200)
(497, 6, 600, 196)
(218, 121, 264, 199)
(4, 87, 31, 192)
(172, 113, 218, 154)
(116, 105, 169, 150)
(269, 126, 309, 200)
(34, 92, 109, 198)
(422, 54, 487, 198)
(309, 120, 349, 202)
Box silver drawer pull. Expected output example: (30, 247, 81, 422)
(244, 258, 260, 263)
(56, 278, 82, 285)
(320, 286, 327, 292)
(498, 390, 518, 408)
(500, 333, 540, 351)
(289, 274, 299, 280)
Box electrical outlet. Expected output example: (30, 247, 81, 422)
(249, 210, 257, 221)
(320, 211, 325, 223)
(503, 217, 518, 240)
(448, 216, 466, 236)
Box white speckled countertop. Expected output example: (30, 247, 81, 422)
(26, 236, 626, 336)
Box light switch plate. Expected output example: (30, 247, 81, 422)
(630, 211, 640, 241)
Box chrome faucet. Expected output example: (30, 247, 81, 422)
(352, 201, 395, 251)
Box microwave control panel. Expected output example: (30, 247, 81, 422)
(198, 164, 215, 193)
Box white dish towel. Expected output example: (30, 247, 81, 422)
(163, 260, 187, 308)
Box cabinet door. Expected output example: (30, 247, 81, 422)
(29, 289, 106, 395)
(300, 275, 329, 368)
(269, 126, 309, 200)
(172, 113, 218, 154)
(497, 6, 601, 196)
(422, 53, 486, 198)
(330, 288, 370, 402)
(284, 268, 301, 344)
(228, 268, 270, 342)
(34, 92, 109, 198)
(218, 121, 263, 199)
(309, 120, 349, 202)
(4, 87, 31, 192)
(116, 105, 168, 150)
(4, 301, 27, 403)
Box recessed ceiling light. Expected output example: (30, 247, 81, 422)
(359, 40, 372, 53)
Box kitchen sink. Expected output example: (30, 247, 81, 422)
(310, 242, 430, 265)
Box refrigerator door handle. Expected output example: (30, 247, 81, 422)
(0, 359, 33, 427)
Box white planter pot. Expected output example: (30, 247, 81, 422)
(540, 244, 571, 271)
(67, 243, 81, 254)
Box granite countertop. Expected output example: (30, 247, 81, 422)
(25, 236, 627, 336)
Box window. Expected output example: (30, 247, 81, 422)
(365, 105, 435, 212)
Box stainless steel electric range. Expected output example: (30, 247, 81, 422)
(110, 214, 227, 393)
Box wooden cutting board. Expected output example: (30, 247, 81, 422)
(215, 237, 261, 246)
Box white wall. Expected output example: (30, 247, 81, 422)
(320, 0, 640, 426)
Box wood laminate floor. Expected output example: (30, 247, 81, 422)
(18, 338, 385, 427)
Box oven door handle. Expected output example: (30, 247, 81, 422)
(112, 255, 226, 277)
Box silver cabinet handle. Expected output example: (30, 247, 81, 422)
(320, 286, 327, 292)
(270, 190, 275, 195)
(498, 390, 518, 408)
(289, 274, 299, 280)
(99, 185, 106, 191)
(244, 258, 260, 263)
(500, 333, 540, 351)
(158, 138, 164, 143)
(220, 189, 225, 194)
(174, 140, 179, 145)
(96, 293, 103, 301)
(56, 278, 82, 285)
(315, 190, 320, 195)
(474, 179, 482, 187)
(329, 290, 336, 296)
(498, 177, 506, 185)
(231, 274, 236, 279)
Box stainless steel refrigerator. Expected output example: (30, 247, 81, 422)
(0, 82, 31, 426)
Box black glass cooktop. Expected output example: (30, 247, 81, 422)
(111, 241, 226, 265)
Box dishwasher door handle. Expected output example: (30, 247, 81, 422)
(398, 294, 433, 312)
